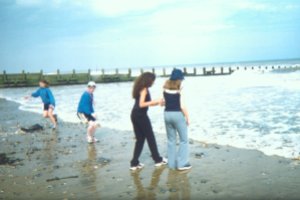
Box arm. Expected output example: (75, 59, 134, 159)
(31, 89, 40, 98)
(90, 101, 95, 113)
(180, 95, 190, 125)
(47, 89, 55, 106)
(87, 93, 94, 114)
(139, 88, 161, 108)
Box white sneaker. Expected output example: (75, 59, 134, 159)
(87, 136, 93, 144)
(130, 163, 145, 171)
(93, 137, 99, 143)
(155, 157, 168, 167)
(178, 164, 192, 171)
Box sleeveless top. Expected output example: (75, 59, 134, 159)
(164, 90, 181, 112)
(132, 89, 151, 114)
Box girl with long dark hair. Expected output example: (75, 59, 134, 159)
(130, 72, 167, 170)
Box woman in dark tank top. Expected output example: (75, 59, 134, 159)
(130, 72, 167, 170)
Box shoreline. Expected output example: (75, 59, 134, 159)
(1, 92, 298, 160)
(1, 98, 300, 199)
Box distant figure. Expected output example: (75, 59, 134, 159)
(77, 81, 100, 144)
(163, 69, 191, 170)
(27, 79, 57, 129)
(130, 72, 167, 170)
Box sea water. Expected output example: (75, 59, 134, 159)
(1, 66, 300, 159)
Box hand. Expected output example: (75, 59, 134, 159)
(153, 99, 163, 106)
(159, 98, 165, 106)
(186, 117, 190, 126)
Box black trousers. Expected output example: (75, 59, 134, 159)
(130, 110, 162, 166)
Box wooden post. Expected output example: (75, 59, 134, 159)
(22, 70, 26, 81)
(237, 66, 239, 70)
(152, 68, 155, 74)
(163, 68, 166, 76)
(116, 69, 119, 75)
(57, 69, 60, 80)
(3, 70, 6, 81)
(251, 66, 254, 70)
(265, 66, 268, 70)
(272, 66, 274, 69)
(203, 67, 206, 75)
(101, 69, 105, 75)
(193, 68, 197, 75)
(183, 67, 187, 75)
(212, 67, 215, 75)
(88, 69, 91, 80)
(221, 67, 224, 74)
(128, 68, 132, 77)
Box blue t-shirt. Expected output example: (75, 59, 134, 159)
(31, 87, 55, 106)
(77, 91, 94, 115)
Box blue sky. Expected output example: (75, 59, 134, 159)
(0, 0, 299, 72)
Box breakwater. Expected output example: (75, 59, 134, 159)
(0, 65, 299, 88)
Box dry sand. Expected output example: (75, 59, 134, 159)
(0, 98, 300, 200)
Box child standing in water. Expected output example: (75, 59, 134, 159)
(163, 69, 191, 171)
(29, 80, 57, 129)
(130, 72, 167, 170)
(77, 81, 100, 144)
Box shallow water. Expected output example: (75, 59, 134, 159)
(1, 69, 300, 158)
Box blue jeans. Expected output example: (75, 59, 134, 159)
(164, 111, 189, 169)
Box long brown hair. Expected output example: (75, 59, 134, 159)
(164, 80, 182, 90)
(132, 72, 156, 98)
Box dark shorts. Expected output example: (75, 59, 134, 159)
(44, 103, 53, 111)
(83, 114, 96, 122)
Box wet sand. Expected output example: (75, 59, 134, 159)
(0, 98, 300, 200)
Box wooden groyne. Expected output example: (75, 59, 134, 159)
(0, 69, 134, 88)
(0, 65, 299, 88)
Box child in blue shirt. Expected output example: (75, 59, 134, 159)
(77, 81, 100, 144)
(28, 80, 57, 129)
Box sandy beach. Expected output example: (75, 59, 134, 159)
(0, 98, 300, 200)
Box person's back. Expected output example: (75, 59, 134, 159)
(163, 69, 191, 171)
(164, 90, 181, 112)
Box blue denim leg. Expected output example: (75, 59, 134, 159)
(164, 112, 177, 169)
(173, 113, 189, 168)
